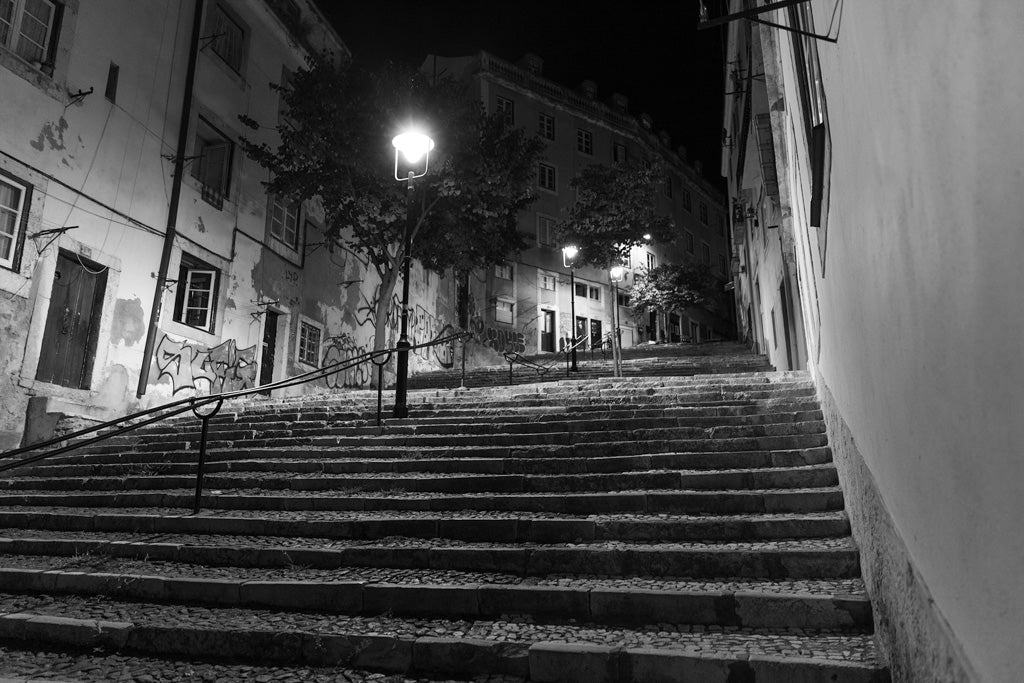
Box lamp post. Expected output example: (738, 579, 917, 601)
(610, 265, 626, 378)
(561, 245, 579, 372)
(391, 129, 435, 418)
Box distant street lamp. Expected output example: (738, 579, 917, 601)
(562, 245, 580, 372)
(610, 265, 626, 378)
(391, 128, 435, 418)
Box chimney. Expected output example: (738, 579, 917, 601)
(518, 52, 544, 75)
(579, 79, 598, 98)
(677, 145, 688, 161)
(639, 113, 653, 130)
(694, 159, 703, 175)
(610, 92, 629, 112)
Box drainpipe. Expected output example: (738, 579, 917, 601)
(137, 0, 205, 398)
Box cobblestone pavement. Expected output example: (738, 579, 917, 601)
(0, 643, 521, 682)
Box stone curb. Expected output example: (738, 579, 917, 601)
(0, 568, 872, 629)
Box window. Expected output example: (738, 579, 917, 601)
(495, 262, 513, 280)
(495, 299, 514, 324)
(699, 201, 709, 224)
(574, 283, 599, 301)
(701, 242, 711, 265)
(208, 2, 245, 74)
(269, 194, 300, 248)
(297, 319, 322, 366)
(538, 163, 556, 191)
(173, 253, 219, 332)
(0, 0, 60, 68)
(682, 189, 692, 212)
(0, 174, 30, 271)
(646, 252, 657, 270)
(576, 128, 593, 155)
(719, 254, 728, 276)
(613, 143, 627, 164)
(684, 231, 694, 255)
(663, 175, 673, 198)
(541, 274, 556, 291)
(616, 291, 630, 307)
(496, 96, 514, 125)
(538, 113, 554, 140)
(718, 213, 725, 236)
(537, 214, 554, 246)
(192, 116, 233, 209)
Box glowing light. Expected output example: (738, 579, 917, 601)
(392, 131, 435, 164)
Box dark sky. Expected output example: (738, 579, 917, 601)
(313, 1, 726, 189)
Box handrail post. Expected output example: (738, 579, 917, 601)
(376, 363, 384, 426)
(190, 397, 222, 515)
(509, 359, 514, 386)
(460, 336, 467, 388)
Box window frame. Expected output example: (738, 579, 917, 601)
(496, 95, 515, 125)
(684, 231, 695, 255)
(0, 171, 31, 272)
(206, 1, 247, 76)
(663, 175, 673, 198)
(191, 115, 234, 209)
(576, 128, 593, 155)
(296, 317, 323, 368)
(538, 163, 556, 192)
(494, 262, 513, 280)
(268, 193, 301, 249)
(536, 213, 555, 246)
(495, 298, 514, 324)
(538, 112, 555, 141)
(646, 252, 657, 270)
(0, 0, 60, 69)
(173, 253, 220, 333)
(612, 143, 627, 164)
(701, 242, 711, 266)
(699, 202, 709, 225)
(540, 274, 556, 291)
(682, 189, 692, 212)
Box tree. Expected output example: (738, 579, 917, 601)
(554, 159, 676, 268)
(238, 54, 545, 352)
(629, 262, 721, 325)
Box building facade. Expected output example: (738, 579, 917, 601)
(718, 2, 1024, 680)
(427, 52, 732, 356)
(0, 0, 465, 449)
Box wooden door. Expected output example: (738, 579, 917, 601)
(259, 311, 278, 393)
(589, 319, 602, 350)
(541, 310, 555, 352)
(36, 250, 107, 389)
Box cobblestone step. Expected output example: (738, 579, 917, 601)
(0, 532, 860, 579)
(0, 593, 887, 682)
(0, 464, 838, 495)
(0, 556, 872, 629)
(17, 446, 834, 478)
(0, 486, 846, 515)
(0, 508, 851, 542)
(0, 643, 492, 683)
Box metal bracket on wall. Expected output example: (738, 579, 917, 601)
(698, 0, 842, 43)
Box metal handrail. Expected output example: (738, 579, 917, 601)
(0, 330, 472, 512)
(503, 336, 588, 385)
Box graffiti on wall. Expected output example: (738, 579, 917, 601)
(154, 334, 257, 394)
(468, 314, 526, 355)
(410, 305, 456, 368)
(321, 332, 374, 388)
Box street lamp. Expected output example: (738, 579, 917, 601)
(609, 265, 626, 378)
(391, 128, 435, 418)
(562, 245, 579, 372)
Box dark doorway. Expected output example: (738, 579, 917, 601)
(541, 310, 555, 352)
(589, 319, 602, 349)
(779, 282, 794, 369)
(575, 316, 587, 348)
(36, 250, 107, 389)
(259, 311, 279, 394)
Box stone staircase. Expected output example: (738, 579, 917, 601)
(409, 340, 774, 389)
(0, 354, 889, 682)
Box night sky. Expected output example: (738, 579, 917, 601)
(312, 1, 727, 190)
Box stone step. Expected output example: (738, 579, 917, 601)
(0, 464, 838, 495)
(0, 508, 851, 542)
(0, 531, 860, 579)
(0, 556, 873, 629)
(17, 446, 834, 477)
(0, 593, 887, 682)
(0, 643, 468, 683)
(0, 486, 846, 515)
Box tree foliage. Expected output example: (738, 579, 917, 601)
(554, 159, 676, 268)
(629, 263, 721, 319)
(238, 54, 545, 350)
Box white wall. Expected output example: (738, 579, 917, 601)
(793, 3, 1024, 679)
